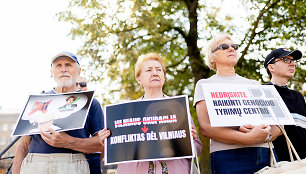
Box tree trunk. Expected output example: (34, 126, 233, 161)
(186, 0, 210, 83)
(186, 0, 211, 173)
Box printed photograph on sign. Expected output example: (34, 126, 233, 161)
(104, 95, 195, 165)
(12, 91, 94, 136)
(202, 84, 295, 127)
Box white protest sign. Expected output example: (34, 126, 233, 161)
(202, 84, 295, 127)
(12, 91, 94, 136)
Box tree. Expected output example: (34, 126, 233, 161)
(58, 0, 305, 173)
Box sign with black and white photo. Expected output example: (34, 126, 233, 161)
(12, 91, 94, 136)
(202, 84, 295, 127)
(104, 95, 194, 165)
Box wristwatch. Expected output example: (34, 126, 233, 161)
(267, 132, 272, 142)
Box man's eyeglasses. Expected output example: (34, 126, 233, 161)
(76, 82, 87, 87)
(271, 57, 297, 64)
(212, 44, 239, 53)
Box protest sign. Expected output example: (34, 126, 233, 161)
(104, 95, 194, 165)
(12, 91, 94, 136)
(202, 84, 295, 127)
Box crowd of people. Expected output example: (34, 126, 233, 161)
(11, 33, 305, 174)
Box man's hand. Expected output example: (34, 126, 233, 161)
(39, 124, 103, 153)
(39, 127, 72, 148)
(98, 128, 111, 147)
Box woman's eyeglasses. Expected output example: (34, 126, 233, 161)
(272, 57, 297, 64)
(212, 44, 239, 53)
(76, 82, 87, 87)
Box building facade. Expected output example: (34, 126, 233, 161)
(0, 111, 20, 172)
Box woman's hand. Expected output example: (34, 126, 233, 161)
(191, 125, 198, 140)
(240, 124, 271, 145)
(239, 124, 254, 133)
(98, 128, 111, 146)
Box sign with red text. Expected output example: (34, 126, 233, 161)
(202, 84, 295, 127)
(104, 95, 195, 165)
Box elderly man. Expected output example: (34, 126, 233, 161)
(13, 52, 105, 174)
(264, 48, 306, 161)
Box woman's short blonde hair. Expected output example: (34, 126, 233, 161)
(135, 53, 166, 79)
(205, 33, 240, 71)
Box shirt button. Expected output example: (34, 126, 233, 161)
(50, 156, 53, 159)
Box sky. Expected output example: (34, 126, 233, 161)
(1, 0, 238, 112)
(0, 0, 304, 112)
(0, 0, 83, 112)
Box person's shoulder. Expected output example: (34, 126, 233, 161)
(196, 78, 208, 84)
(88, 98, 103, 117)
(91, 98, 102, 107)
(196, 75, 216, 85)
(249, 79, 260, 85)
(289, 89, 304, 97)
(91, 97, 100, 103)
(236, 75, 259, 85)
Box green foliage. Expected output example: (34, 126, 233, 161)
(237, 0, 305, 89)
(58, 0, 305, 173)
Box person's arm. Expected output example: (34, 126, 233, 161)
(12, 136, 31, 174)
(98, 128, 111, 158)
(40, 97, 105, 153)
(190, 121, 202, 155)
(196, 100, 270, 145)
(270, 125, 282, 141)
(39, 128, 103, 153)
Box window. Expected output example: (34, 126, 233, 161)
(10, 123, 16, 131)
(0, 137, 6, 145)
(0, 123, 8, 131)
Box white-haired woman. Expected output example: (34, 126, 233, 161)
(193, 33, 281, 174)
(99, 53, 202, 174)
